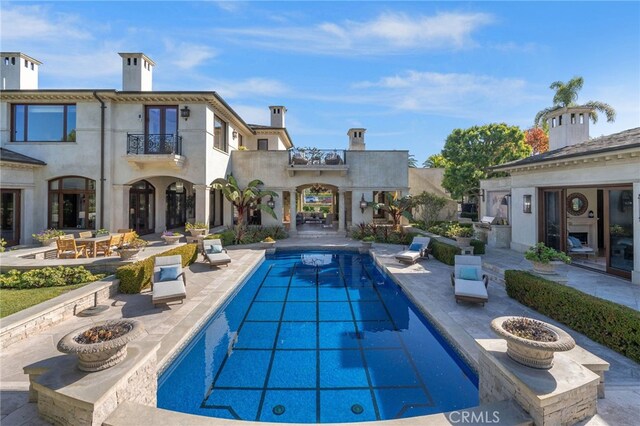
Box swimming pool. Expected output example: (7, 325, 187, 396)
(158, 250, 478, 423)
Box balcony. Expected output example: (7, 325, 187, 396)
(125, 133, 185, 170)
(287, 148, 349, 177)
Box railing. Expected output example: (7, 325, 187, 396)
(288, 148, 346, 166)
(127, 133, 182, 155)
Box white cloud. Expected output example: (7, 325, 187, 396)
(216, 11, 494, 55)
(230, 104, 270, 125)
(163, 41, 217, 70)
(214, 77, 289, 99)
(0, 4, 91, 42)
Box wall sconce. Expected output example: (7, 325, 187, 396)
(180, 106, 190, 121)
(359, 193, 368, 213)
(479, 189, 485, 202)
(175, 180, 184, 193)
(232, 130, 238, 140)
(501, 195, 509, 206)
(138, 113, 142, 122)
(266, 196, 276, 209)
(523, 195, 532, 213)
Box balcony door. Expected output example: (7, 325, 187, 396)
(145, 106, 178, 154)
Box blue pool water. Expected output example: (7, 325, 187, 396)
(158, 251, 478, 423)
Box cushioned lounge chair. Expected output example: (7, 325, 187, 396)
(202, 238, 232, 268)
(567, 237, 595, 258)
(395, 237, 431, 264)
(450, 255, 488, 306)
(152, 255, 186, 306)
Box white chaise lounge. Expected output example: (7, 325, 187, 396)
(395, 237, 431, 264)
(567, 236, 595, 258)
(450, 255, 488, 306)
(152, 255, 187, 307)
(202, 238, 232, 268)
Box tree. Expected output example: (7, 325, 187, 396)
(534, 76, 616, 126)
(524, 127, 549, 155)
(372, 192, 414, 231)
(441, 123, 531, 200)
(423, 153, 448, 168)
(412, 191, 448, 226)
(408, 154, 418, 168)
(211, 175, 278, 227)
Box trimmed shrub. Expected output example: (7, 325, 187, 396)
(460, 212, 478, 221)
(116, 243, 199, 294)
(470, 239, 486, 255)
(505, 270, 640, 363)
(430, 240, 460, 265)
(0, 266, 105, 289)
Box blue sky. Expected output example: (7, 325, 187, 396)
(2, 1, 639, 163)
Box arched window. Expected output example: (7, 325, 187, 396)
(48, 176, 96, 229)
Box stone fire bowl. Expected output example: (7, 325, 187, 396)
(491, 316, 575, 369)
(57, 319, 145, 372)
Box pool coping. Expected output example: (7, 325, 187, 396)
(142, 246, 500, 425)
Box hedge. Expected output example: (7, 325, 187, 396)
(505, 270, 640, 363)
(470, 239, 486, 255)
(116, 243, 199, 294)
(430, 240, 460, 265)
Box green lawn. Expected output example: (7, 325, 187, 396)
(0, 283, 90, 318)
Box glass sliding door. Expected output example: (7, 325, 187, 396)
(129, 180, 155, 235)
(540, 189, 565, 251)
(606, 188, 634, 278)
(0, 189, 21, 246)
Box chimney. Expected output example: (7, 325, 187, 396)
(348, 128, 366, 150)
(118, 52, 154, 91)
(1, 52, 40, 90)
(547, 106, 591, 151)
(269, 106, 286, 128)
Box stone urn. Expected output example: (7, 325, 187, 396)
(162, 234, 182, 245)
(118, 248, 141, 260)
(531, 260, 563, 275)
(455, 236, 472, 248)
(491, 316, 575, 369)
(57, 319, 145, 372)
(361, 241, 373, 249)
(261, 240, 276, 249)
(41, 238, 57, 247)
(188, 228, 208, 237)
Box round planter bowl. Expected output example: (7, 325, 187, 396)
(118, 248, 141, 260)
(188, 229, 207, 237)
(531, 260, 562, 275)
(361, 241, 373, 248)
(162, 235, 182, 245)
(57, 319, 145, 372)
(40, 238, 57, 247)
(262, 241, 276, 249)
(491, 316, 575, 369)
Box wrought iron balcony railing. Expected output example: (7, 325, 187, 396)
(289, 148, 346, 166)
(127, 133, 182, 155)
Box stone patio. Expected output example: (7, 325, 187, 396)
(1, 236, 638, 425)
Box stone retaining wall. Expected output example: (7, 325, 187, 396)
(0, 277, 119, 349)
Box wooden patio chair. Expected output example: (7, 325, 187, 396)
(117, 229, 133, 233)
(121, 231, 137, 248)
(95, 234, 123, 257)
(56, 237, 87, 259)
(76, 231, 94, 255)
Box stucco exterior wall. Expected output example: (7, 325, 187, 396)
(408, 168, 458, 221)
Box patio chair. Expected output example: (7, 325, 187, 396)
(450, 255, 488, 306)
(56, 237, 87, 259)
(567, 237, 595, 258)
(291, 152, 309, 165)
(395, 237, 431, 264)
(152, 255, 187, 306)
(94, 234, 123, 257)
(117, 228, 133, 233)
(202, 238, 232, 268)
(121, 231, 137, 247)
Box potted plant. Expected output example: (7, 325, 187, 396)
(185, 222, 209, 237)
(261, 236, 276, 248)
(57, 319, 145, 372)
(161, 231, 183, 245)
(32, 229, 66, 246)
(361, 235, 375, 248)
(117, 238, 148, 260)
(448, 224, 475, 247)
(491, 316, 575, 369)
(95, 228, 110, 237)
(525, 242, 571, 274)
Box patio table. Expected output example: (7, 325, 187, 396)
(75, 234, 118, 258)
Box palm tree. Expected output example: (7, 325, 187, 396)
(372, 192, 414, 231)
(408, 154, 418, 168)
(211, 175, 278, 226)
(534, 77, 616, 126)
(423, 153, 448, 168)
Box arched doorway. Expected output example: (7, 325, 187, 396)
(48, 176, 96, 229)
(129, 180, 155, 235)
(296, 183, 338, 230)
(166, 181, 187, 229)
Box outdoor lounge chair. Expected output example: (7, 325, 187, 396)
(395, 237, 431, 264)
(202, 238, 232, 268)
(450, 255, 488, 306)
(152, 255, 187, 306)
(567, 237, 595, 258)
(56, 237, 87, 259)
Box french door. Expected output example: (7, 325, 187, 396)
(539, 189, 566, 251)
(166, 183, 186, 230)
(145, 106, 178, 154)
(0, 189, 21, 246)
(129, 180, 155, 235)
(604, 188, 633, 279)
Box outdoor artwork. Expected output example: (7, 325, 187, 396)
(488, 192, 509, 220)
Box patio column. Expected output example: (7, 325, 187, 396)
(338, 189, 345, 232)
(289, 188, 297, 233)
(633, 182, 640, 284)
(193, 184, 211, 227)
(111, 184, 130, 232)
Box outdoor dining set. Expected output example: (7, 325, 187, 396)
(55, 229, 137, 259)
